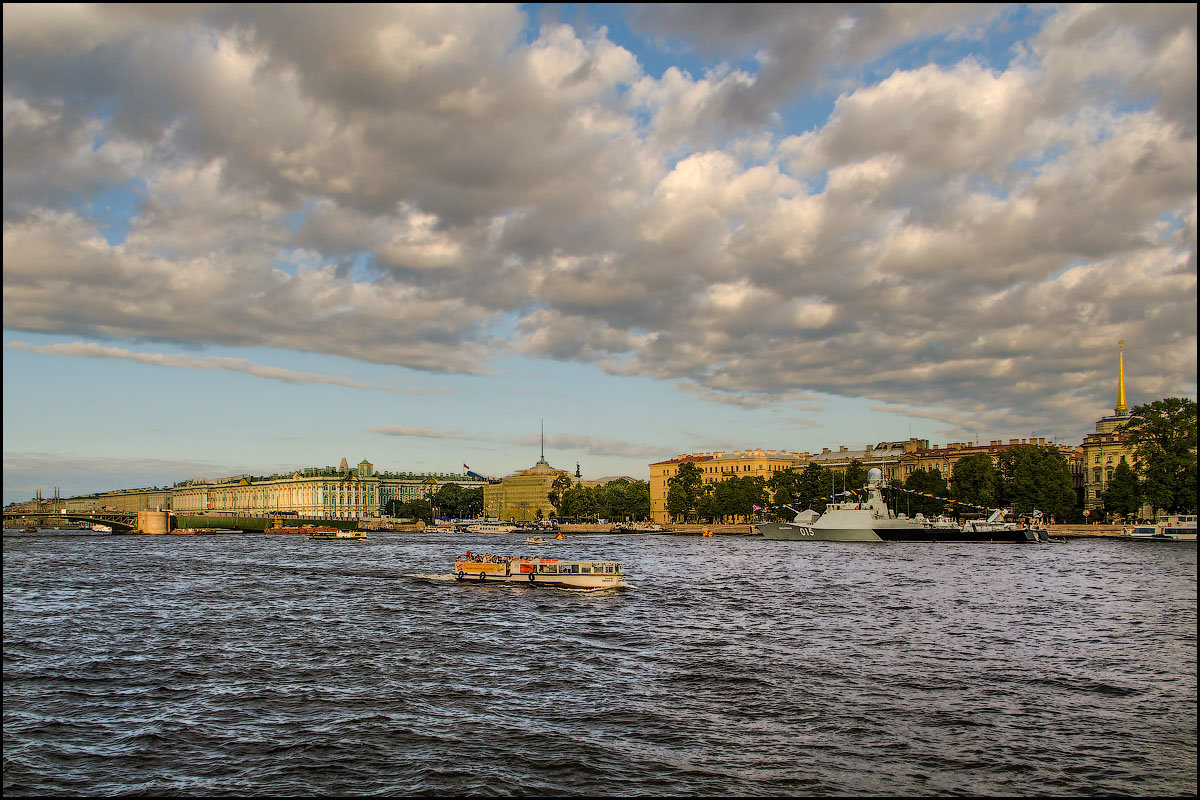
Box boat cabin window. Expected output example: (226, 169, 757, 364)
(581, 566, 592, 574)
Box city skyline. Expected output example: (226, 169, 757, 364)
(3, 4, 1196, 505)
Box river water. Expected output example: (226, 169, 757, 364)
(3, 530, 1196, 796)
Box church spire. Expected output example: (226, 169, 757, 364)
(1115, 340, 1127, 416)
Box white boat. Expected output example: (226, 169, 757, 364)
(91, 523, 113, 533)
(308, 529, 366, 540)
(1122, 515, 1197, 542)
(524, 537, 546, 544)
(464, 522, 519, 534)
(453, 553, 624, 588)
(758, 468, 1048, 543)
(611, 521, 668, 533)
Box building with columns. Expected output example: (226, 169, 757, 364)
(171, 458, 487, 520)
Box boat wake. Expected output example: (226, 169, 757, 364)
(406, 572, 458, 582)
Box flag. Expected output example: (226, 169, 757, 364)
(753, 505, 762, 511)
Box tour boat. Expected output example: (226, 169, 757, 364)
(307, 529, 366, 540)
(1122, 515, 1197, 542)
(611, 522, 667, 533)
(758, 468, 1049, 543)
(453, 552, 624, 588)
(464, 522, 519, 534)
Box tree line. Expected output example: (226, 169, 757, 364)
(548, 476, 651, 522)
(664, 398, 1196, 525)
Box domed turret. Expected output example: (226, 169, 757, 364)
(867, 467, 884, 485)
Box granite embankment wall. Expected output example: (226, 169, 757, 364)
(406, 522, 1129, 538)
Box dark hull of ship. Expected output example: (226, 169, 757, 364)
(877, 528, 1048, 543)
(758, 522, 1048, 543)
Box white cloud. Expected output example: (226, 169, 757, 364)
(2, 4, 1195, 451)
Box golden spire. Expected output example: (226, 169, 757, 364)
(1115, 340, 1127, 415)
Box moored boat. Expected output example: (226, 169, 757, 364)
(453, 552, 624, 588)
(21, 527, 38, 533)
(307, 529, 365, 540)
(758, 469, 1048, 543)
(1121, 515, 1197, 542)
(611, 521, 668, 533)
(464, 522, 519, 534)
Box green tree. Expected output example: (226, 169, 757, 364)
(1101, 459, 1142, 522)
(388, 499, 433, 523)
(667, 462, 704, 522)
(903, 468, 949, 518)
(995, 445, 1076, 521)
(1119, 398, 1198, 515)
(951, 453, 999, 510)
(795, 462, 834, 515)
(843, 459, 868, 493)
(767, 467, 804, 512)
(548, 473, 574, 517)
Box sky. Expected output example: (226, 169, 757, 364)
(3, 3, 1196, 505)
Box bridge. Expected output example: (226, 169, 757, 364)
(5, 510, 360, 533)
(3, 510, 138, 531)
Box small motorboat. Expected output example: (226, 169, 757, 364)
(524, 536, 546, 544)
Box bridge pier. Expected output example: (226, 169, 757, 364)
(137, 510, 171, 534)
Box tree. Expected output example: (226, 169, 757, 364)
(767, 467, 804, 512)
(951, 454, 999, 509)
(1101, 459, 1142, 522)
(843, 459, 868, 493)
(667, 462, 704, 522)
(795, 462, 834, 515)
(388, 499, 433, 524)
(1119, 398, 1198, 515)
(995, 445, 1076, 521)
(548, 473, 574, 517)
(903, 468, 948, 518)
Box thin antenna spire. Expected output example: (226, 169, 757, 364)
(1115, 340, 1127, 415)
(541, 419, 544, 460)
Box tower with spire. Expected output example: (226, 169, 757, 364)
(1081, 341, 1139, 515)
(1114, 340, 1128, 416)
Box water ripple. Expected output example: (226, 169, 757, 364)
(3, 531, 1196, 796)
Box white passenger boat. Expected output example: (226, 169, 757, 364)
(464, 522, 519, 534)
(611, 521, 668, 533)
(758, 469, 1048, 543)
(1122, 515, 1197, 542)
(453, 552, 624, 588)
(308, 529, 365, 540)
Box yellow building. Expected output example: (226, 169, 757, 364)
(482, 456, 570, 522)
(1081, 342, 1141, 516)
(649, 448, 816, 524)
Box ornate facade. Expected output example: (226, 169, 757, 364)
(171, 458, 486, 520)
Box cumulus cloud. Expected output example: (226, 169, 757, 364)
(2, 4, 1195, 448)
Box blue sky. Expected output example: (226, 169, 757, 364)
(3, 4, 1196, 505)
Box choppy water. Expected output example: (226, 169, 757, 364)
(3, 530, 1196, 796)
